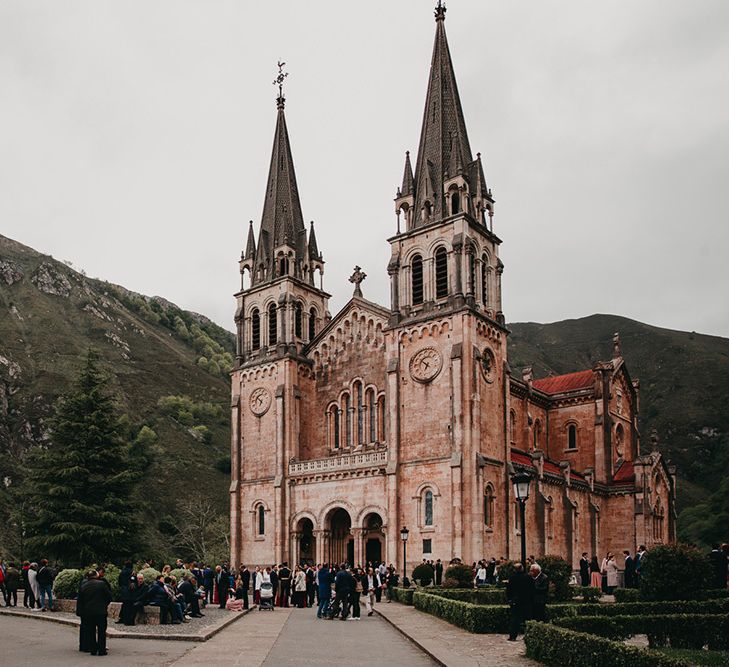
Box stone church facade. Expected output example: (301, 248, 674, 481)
(229, 5, 676, 571)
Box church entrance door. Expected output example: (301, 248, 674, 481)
(365, 538, 382, 565)
(327, 507, 352, 565)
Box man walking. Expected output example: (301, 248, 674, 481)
(362, 566, 380, 617)
(317, 564, 331, 618)
(203, 565, 214, 604)
(506, 562, 533, 641)
(77, 570, 112, 656)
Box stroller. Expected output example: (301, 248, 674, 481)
(259, 581, 275, 610)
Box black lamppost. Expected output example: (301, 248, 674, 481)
(400, 526, 410, 585)
(512, 472, 532, 567)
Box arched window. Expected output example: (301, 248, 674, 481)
(251, 308, 261, 350)
(268, 303, 277, 345)
(344, 393, 352, 447)
(279, 257, 289, 276)
(423, 201, 432, 222)
(615, 423, 624, 455)
(424, 490, 434, 526)
(533, 420, 541, 450)
(451, 191, 460, 214)
(435, 247, 448, 299)
(328, 405, 340, 450)
(546, 497, 554, 539)
(468, 248, 476, 295)
(368, 389, 376, 443)
(257, 505, 265, 536)
(294, 303, 303, 339)
(481, 255, 489, 306)
(483, 485, 494, 528)
(568, 424, 577, 450)
(510, 410, 517, 444)
(377, 395, 386, 441)
(355, 382, 364, 446)
(411, 254, 424, 305)
(308, 307, 317, 341)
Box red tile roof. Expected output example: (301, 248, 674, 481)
(510, 449, 587, 482)
(613, 460, 635, 483)
(510, 450, 533, 468)
(533, 369, 594, 394)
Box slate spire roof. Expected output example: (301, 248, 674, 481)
(251, 94, 308, 285)
(407, 3, 491, 228)
(308, 221, 320, 260)
(399, 151, 414, 197)
(243, 220, 256, 261)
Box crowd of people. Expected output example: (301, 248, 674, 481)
(0, 559, 57, 611)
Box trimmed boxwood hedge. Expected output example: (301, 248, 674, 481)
(615, 587, 729, 604)
(570, 585, 602, 603)
(572, 598, 729, 617)
(524, 622, 692, 667)
(614, 588, 641, 603)
(391, 587, 415, 605)
(552, 613, 729, 650)
(427, 587, 508, 605)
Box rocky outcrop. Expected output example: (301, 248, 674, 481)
(30, 262, 72, 297)
(0, 260, 23, 286)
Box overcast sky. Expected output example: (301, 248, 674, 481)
(2, 0, 727, 337)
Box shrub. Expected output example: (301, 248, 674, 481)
(640, 543, 712, 601)
(444, 563, 473, 588)
(571, 598, 729, 618)
(537, 554, 573, 601)
(429, 587, 507, 605)
(414, 592, 511, 633)
(441, 577, 460, 588)
(169, 568, 191, 583)
(104, 564, 121, 601)
(391, 587, 415, 605)
(614, 587, 641, 603)
(412, 563, 434, 587)
(552, 613, 729, 651)
(138, 567, 161, 584)
(53, 569, 83, 599)
(524, 621, 692, 667)
(571, 585, 602, 603)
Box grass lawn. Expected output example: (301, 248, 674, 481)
(656, 647, 729, 666)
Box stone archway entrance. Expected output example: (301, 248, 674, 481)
(327, 507, 353, 565)
(295, 517, 315, 565)
(362, 512, 385, 566)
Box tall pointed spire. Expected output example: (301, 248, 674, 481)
(307, 221, 319, 260)
(244, 220, 256, 260)
(404, 2, 494, 229)
(251, 63, 308, 286)
(399, 151, 414, 196)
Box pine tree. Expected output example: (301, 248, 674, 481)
(26, 349, 143, 566)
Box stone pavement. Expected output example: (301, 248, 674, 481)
(0, 614, 190, 666)
(376, 602, 538, 667)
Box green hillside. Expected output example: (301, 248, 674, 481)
(0, 234, 235, 559)
(507, 314, 729, 519)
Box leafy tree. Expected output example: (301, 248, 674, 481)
(640, 543, 712, 601)
(25, 349, 144, 566)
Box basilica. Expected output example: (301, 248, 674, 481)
(229, 4, 676, 572)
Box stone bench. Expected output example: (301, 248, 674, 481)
(53, 599, 165, 625)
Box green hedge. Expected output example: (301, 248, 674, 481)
(427, 587, 507, 605)
(53, 569, 84, 600)
(572, 598, 729, 618)
(524, 622, 692, 667)
(391, 587, 415, 605)
(414, 592, 510, 633)
(553, 613, 729, 650)
(615, 587, 729, 604)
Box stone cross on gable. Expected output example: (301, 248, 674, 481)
(349, 265, 367, 298)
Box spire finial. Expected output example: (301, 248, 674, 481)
(273, 60, 289, 109)
(435, 0, 446, 21)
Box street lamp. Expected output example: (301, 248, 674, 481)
(400, 526, 410, 586)
(512, 472, 531, 567)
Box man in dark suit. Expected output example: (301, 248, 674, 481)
(77, 570, 112, 656)
(530, 564, 549, 621)
(623, 550, 635, 588)
(216, 566, 229, 609)
(178, 575, 203, 617)
(278, 563, 291, 607)
(506, 562, 534, 641)
(202, 565, 214, 604)
(435, 559, 444, 586)
(240, 566, 251, 610)
(579, 553, 590, 587)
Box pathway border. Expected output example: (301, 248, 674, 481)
(0, 606, 250, 642)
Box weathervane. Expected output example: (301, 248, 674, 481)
(273, 60, 289, 107)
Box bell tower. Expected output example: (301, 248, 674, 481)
(235, 64, 330, 365)
(389, 1, 503, 328)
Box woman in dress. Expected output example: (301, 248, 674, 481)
(293, 566, 307, 608)
(605, 553, 619, 594)
(589, 556, 602, 589)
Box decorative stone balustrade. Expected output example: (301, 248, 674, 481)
(289, 450, 388, 476)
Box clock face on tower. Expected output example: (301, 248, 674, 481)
(249, 387, 272, 416)
(409, 347, 443, 383)
(480, 347, 496, 383)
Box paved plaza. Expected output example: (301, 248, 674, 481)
(0, 601, 538, 666)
